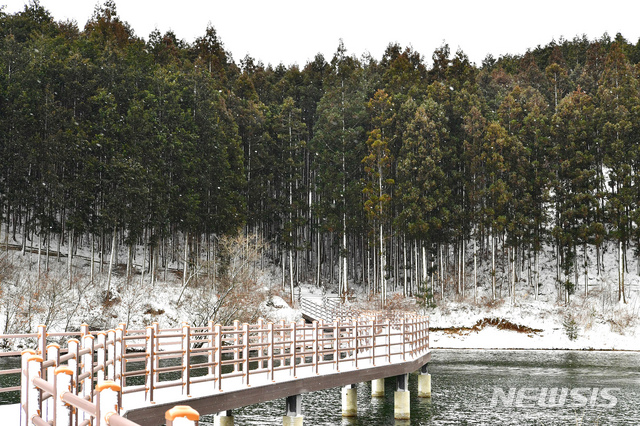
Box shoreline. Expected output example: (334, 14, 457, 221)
(430, 346, 640, 352)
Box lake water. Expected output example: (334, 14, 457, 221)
(200, 350, 640, 425)
(3, 350, 640, 424)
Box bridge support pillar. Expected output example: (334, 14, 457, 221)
(418, 363, 431, 398)
(214, 410, 234, 426)
(394, 373, 410, 420)
(371, 378, 385, 397)
(342, 384, 357, 417)
(283, 394, 303, 426)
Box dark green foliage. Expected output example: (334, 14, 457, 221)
(563, 312, 579, 340)
(1, 2, 639, 304)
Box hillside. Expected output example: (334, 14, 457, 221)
(1, 228, 638, 352)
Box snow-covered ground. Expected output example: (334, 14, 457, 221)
(428, 296, 640, 351)
(422, 243, 640, 351)
(1, 228, 639, 352)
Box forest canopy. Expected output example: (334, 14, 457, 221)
(2, 1, 640, 304)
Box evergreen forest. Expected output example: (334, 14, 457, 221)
(2, 1, 640, 307)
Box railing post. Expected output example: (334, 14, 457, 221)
(413, 317, 419, 355)
(46, 343, 60, 420)
(165, 405, 200, 426)
(153, 322, 160, 384)
(80, 333, 94, 425)
(115, 327, 124, 385)
(233, 320, 240, 373)
(291, 322, 297, 378)
(146, 325, 155, 401)
(257, 317, 267, 370)
(257, 318, 265, 370)
(95, 380, 121, 426)
(401, 318, 406, 362)
(66, 338, 79, 425)
(182, 322, 191, 396)
(214, 324, 222, 391)
(37, 324, 46, 356)
(107, 329, 116, 381)
(416, 317, 421, 351)
(27, 355, 44, 424)
(353, 319, 358, 369)
(371, 319, 376, 367)
(80, 323, 90, 338)
(386, 319, 391, 364)
(424, 317, 429, 351)
(267, 322, 274, 381)
(54, 367, 74, 426)
(333, 321, 339, 372)
(208, 320, 216, 377)
(242, 323, 250, 386)
(97, 332, 107, 384)
(278, 319, 285, 373)
(20, 349, 36, 426)
(312, 321, 319, 375)
(427, 317, 430, 351)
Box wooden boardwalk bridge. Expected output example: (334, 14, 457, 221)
(0, 299, 430, 425)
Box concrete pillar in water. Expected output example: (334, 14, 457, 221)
(418, 363, 432, 398)
(214, 410, 234, 426)
(342, 384, 357, 417)
(283, 394, 303, 426)
(394, 373, 410, 420)
(371, 378, 385, 397)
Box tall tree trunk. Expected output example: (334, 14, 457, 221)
(100, 231, 105, 274)
(183, 233, 188, 289)
(583, 242, 588, 296)
(342, 212, 347, 297)
(379, 220, 385, 306)
(619, 239, 626, 303)
(289, 247, 294, 305)
(21, 214, 27, 256)
(126, 243, 132, 278)
(491, 235, 496, 300)
(439, 244, 444, 300)
(461, 242, 465, 299)
(37, 230, 42, 278)
(90, 233, 95, 285)
(316, 229, 321, 287)
(67, 229, 74, 289)
(511, 246, 516, 305)
(140, 240, 146, 286)
(367, 245, 371, 295)
(474, 239, 477, 303)
(404, 237, 409, 297)
(106, 228, 117, 299)
(45, 230, 49, 273)
(534, 250, 539, 301)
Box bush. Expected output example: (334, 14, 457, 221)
(563, 312, 579, 341)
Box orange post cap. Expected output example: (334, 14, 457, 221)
(165, 405, 200, 421)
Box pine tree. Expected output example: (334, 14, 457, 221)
(596, 42, 640, 303)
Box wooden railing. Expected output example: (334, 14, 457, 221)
(1, 311, 429, 425)
(300, 296, 356, 322)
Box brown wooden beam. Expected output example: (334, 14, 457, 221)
(124, 350, 431, 425)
